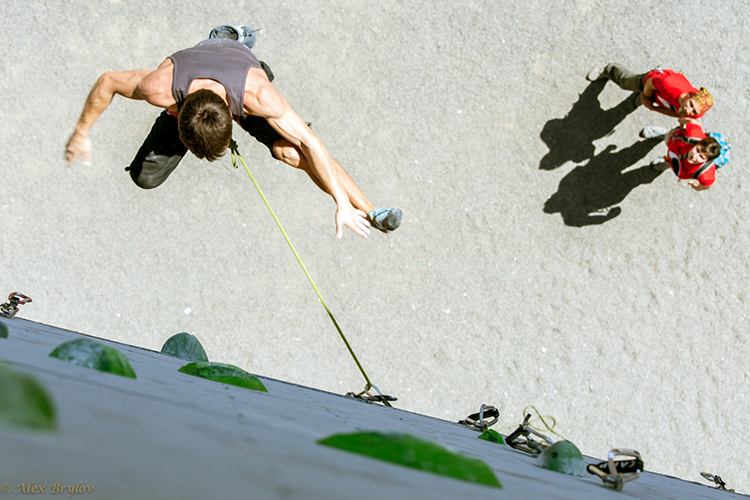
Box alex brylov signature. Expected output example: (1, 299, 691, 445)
(1, 482, 94, 496)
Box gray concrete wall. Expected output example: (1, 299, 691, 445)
(1, 317, 740, 499)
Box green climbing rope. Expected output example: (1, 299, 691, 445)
(229, 140, 382, 401)
(496, 405, 568, 441)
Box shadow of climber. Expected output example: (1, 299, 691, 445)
(539, 80, 640, 171)
(543, 139, 663, 227)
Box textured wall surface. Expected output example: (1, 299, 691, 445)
(0, 317, 740, 498)
(1, 0, 748, 492)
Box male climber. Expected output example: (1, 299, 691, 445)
(65, 26, 402, 239)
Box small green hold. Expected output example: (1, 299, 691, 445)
(0, 321, 8, 339)
(0, 362, 57, 430)
(178, 362, 267, 392)
(478, 429, 506, 445)
(318, 432, 502, 488)
(536, 440, 585, 476)
(49, 338, 137, 379)
(161, 332, 209, 362)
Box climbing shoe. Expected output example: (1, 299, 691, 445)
(586, 64, 607, 82)
(369, 208, 403, 233)
(209, 25, 259, 50)
(650, 157, 669, 171)
(640, 125, 669, 139)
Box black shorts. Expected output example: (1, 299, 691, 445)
(126, 110, 188, 189)
(237, 115, 282, 157)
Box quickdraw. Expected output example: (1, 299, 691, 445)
(587, 449, 643, 491)
(458, 404, 499, 431)
(345, 384, 396, 407)
(0, 292, 32, 318)
(701, 472, 735, 492)
(505, 413, 554, 455)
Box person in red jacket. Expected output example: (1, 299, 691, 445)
(586, 64, 713, 123)
(642, 122, 721, 191)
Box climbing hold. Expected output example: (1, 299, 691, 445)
(536, 440, 585, 476)
(178, 362, 267, 392)
(0, 362, 56, 430)
(318, 432, 502, 488)
(478, 429, 506, 445)
(161, 332, 209, 362)
(49, 338, 136, 379)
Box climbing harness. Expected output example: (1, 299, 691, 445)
(228, 140, 395, 407)
(1, 292, 32, 318)
(459, 404, 499, 431)
(505, 413, 554, 455)
(587, 449, 643, 491)
(701, 472, 735, 492)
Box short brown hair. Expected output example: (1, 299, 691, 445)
(178, 89, 233, 161)
(698, 136, 721, 162)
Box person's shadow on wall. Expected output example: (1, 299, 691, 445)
(539, 80, 640, 171)
(540, 80, 663, 226)
(543, 139, 663, 227)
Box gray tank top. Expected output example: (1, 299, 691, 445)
(168, 39, 261, 118)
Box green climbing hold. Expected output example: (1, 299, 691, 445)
(161, 332, 209, 362)
(0, 362, 57, 430)
(536, 440, 585, 476)
(478, 429, 506, 445)
(49, 338, 137, 379)
(0, 320, 8, 339)
(318, 432, 502, 488)
(178, 362, 267, 392)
